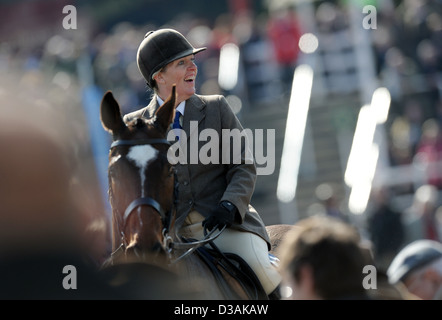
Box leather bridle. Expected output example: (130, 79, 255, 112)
(110, 138, 174, 256)
(109, 137, 225, 264)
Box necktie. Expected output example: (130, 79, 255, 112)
(172, 110, 182, 141)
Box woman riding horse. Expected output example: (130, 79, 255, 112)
(123, 28, 281, 298)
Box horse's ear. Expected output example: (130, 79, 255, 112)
(100, 91, 126, 134)
(154, 85, 176, 133)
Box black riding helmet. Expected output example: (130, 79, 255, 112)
(137, 28, 206, 88)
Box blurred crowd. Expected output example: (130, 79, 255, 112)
(86, 5, 303, 115)
(374, 1, 442, 185)
(364, 0, 442, 293)
(1, 0, 442, 300)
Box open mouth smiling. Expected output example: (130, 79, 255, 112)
(184, 75, 195, 83)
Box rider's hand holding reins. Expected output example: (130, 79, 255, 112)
(202, 201, 237, 231)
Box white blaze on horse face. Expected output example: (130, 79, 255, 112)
(127, 145, 158, 226)
(127, 145, 158, 198)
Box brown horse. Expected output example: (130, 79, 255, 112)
(100, 86, 292, 299)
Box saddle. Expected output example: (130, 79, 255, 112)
(187, 239, 269, 300)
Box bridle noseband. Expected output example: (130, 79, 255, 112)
(110, 138, 171, 149)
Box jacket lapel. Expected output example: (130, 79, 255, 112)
(138, 95, 206, 141)
(183, 95, 206, 142)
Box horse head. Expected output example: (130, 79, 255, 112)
(100, 86, 176, 262)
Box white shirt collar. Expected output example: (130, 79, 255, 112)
(156, 95, 186, 115)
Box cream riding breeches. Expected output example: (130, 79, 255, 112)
(179, 211, 281, 295)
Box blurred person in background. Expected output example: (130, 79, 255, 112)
(0, 67, 129, 298)
(123, 28, 281, 298)
(277, 216, 371, 300)
(388, 239, 442, 300)
(367, 187, 405, 271)
(415, 118, 442, 188)
(278, 215, 413, 300)
(267, 5, 302, 94)
(0, 110, 122, 299)
(403, 184, 440, 246)
(389, 99, 424, 167)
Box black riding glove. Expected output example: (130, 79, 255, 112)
(202, 201, 237, 231)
